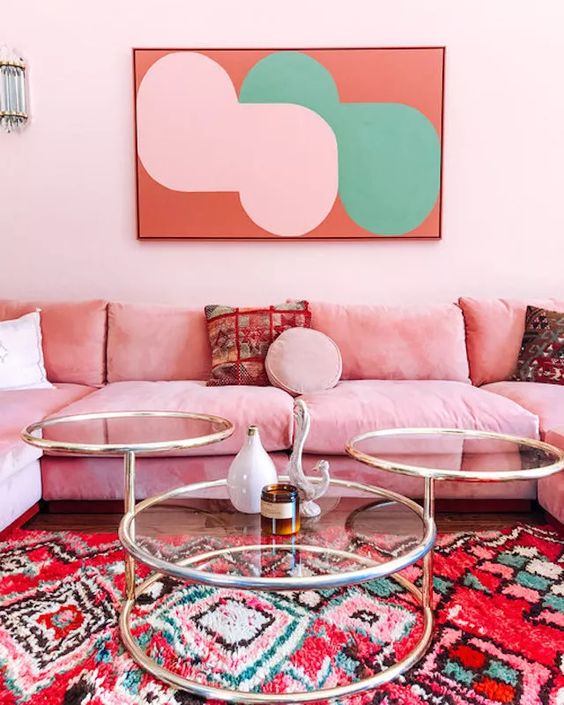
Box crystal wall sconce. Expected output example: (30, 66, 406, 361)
(0, 46, 28, 132)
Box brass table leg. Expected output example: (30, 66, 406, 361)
(124, 450, 136, 600)
(422, 476, 435, 609)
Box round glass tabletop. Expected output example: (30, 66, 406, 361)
(120, 477, 435, 591)
(346, 427, 564, 482)
(21, 411, 234, 455)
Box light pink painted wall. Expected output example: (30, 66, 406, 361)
(2, 0, 564, 307)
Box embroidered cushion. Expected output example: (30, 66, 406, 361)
(0, 311, 53, 390)
(513, 306, 564, 385)
(205, 301, 311, 386)
(265, 327, 342, 396)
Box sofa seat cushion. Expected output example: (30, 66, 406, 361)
(55, 381, 294, 454)
(0, 383, 95, 482)
(538, 428, 564, 522)
(0, 435, 41, 483)
(299, 380, 540, 455)
(0, 460, 41, 533)
(482, 382, 564, 436)
(0, 383, 96, 436)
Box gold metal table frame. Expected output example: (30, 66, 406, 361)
(21, 410, 234, 606)
(21, 413, 440, 703)
(118, 476, 436, 703)
(24, 420, 561, 702)
(346, 426, 564, 698)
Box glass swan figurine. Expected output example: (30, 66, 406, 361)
(288, 399, 330, 517)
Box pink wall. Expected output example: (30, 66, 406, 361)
(2, 0, 564, 307)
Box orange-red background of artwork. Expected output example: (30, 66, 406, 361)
(134, 48, 445, 240)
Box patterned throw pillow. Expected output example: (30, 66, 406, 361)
(205, 301, 311, 386)
(513, 306, 564, 384)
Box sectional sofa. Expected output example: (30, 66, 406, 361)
(1, 297, 563, 534)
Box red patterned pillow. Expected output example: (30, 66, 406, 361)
(205, 301, 311, 386)
(513, 306, 564, 384)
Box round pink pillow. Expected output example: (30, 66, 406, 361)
(265, 327, 342, 396)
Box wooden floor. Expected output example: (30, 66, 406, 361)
(26, 509, 547, 534)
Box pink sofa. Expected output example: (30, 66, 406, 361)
(1, 297, 563, 533)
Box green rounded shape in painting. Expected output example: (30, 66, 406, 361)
(239, 51, 339, 116)
(334, 104, 441, 235)
(239, 51, 441, 236)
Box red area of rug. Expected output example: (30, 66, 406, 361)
(0, 525, 562, 704)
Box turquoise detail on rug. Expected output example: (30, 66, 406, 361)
(365, 578, 404, 597)
(485, 659, 519, 686)
(444, 660, 475, 685)
(543, 593, 564, 612)
(122, 668, 143, 693)
(516, 571, 550, 591)
(463, 572, 491, 594)
(434, 576, 453, 594)
(498, 552, 527, 568)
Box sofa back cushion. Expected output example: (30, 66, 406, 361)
(309, 302, 470, 381)
(0, 299, 107, 386)
(459, 297, 564, 386)
(107, 303, 211, 382)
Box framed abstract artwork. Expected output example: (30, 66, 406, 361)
(133, 47, 445, 240)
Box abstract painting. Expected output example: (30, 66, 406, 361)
(134, 48, 445, 240)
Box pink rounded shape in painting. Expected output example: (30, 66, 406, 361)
(136, 52, 338, 237)
(239, 103, 338, 236)
(265, 327, 343, 396)
(137, 52, 240, 191)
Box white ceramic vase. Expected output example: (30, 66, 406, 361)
(227, 425, 278, 513)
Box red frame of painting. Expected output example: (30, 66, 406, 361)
(133, 47, 446, 241)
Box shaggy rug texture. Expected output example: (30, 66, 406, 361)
(0, 525, 562, 705)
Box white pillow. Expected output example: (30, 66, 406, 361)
(0, 311, 53, 390)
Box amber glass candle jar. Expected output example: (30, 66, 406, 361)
(260, 483, 300, 536)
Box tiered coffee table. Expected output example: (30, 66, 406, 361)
(118, 476, 436, 702)
(22, 419, 564, 703)
(22, 412, 438, 700)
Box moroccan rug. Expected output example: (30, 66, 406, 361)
(0, 525, 562, 705)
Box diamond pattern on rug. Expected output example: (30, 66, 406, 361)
(0, 525, 562, 705)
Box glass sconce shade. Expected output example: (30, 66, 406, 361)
(0, 47, 28, 132)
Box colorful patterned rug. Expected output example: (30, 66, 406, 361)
(0, 525, 562, 705)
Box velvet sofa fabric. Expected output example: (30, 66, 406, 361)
(54, 381, 295, 454)
(2, 297, 564, 530)
(41, 453, 290, 501)
(298, 380, 539, 454)
(0, 436, 41, 484)
(0, 384, 95, 437)
(107, 303, 212, 382)
(265, 327, 342, 395)
(307, 456, 536, 500)
(481, 381, 564, 437)
(0, 460, 41, 531)
(458, 297, 564, 386)
(0, 437, 41, 484)
(0, 299, 107, 386)
(0, 383, 95, 526)
(310, 302, 470, 382)
(539, 428, 564, 522)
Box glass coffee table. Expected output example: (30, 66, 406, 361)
(346, 427, 564, 673)
(118, 477, 436, 702)
(22, 412, 434, 702)
(21, 410, 234, 603)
